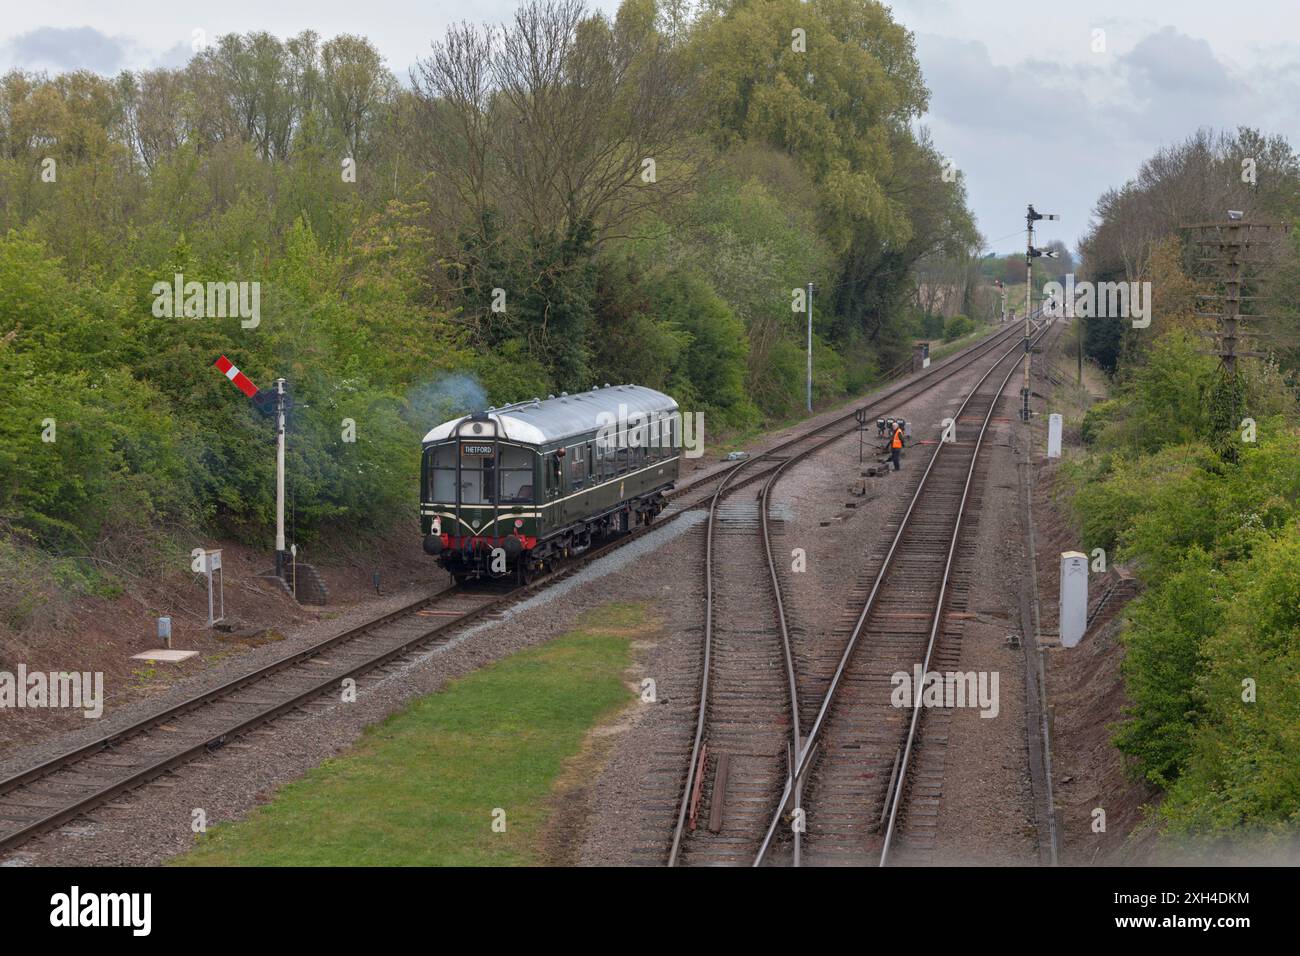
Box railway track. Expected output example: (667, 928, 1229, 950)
(757, 317, 1055, 866)
(666, 318, 1054, 866)
(0, 321, 1030, 860)
(665, 465, 795, 866)
(795, 383, 1004, 866)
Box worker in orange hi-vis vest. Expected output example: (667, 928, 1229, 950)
(890, 422, 904, 471)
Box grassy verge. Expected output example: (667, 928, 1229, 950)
(172, 603, 649, 866)
(927, 322, 997, 363)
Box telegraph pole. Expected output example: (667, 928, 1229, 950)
(1188, 213, 1289, 459)
(1189, 214, 1287, 371)
(806, 281, 815, 413)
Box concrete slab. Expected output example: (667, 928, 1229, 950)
(131, 649, 199, 663)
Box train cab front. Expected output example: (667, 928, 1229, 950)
(419, 412, 539, 585)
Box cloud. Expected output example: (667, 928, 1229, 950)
(1108, 27, 1279, 143)
(913, 24, 1300, 249)
(915, 34, 1101, 137)
(2, 25, 130, 73)
(1119, 26, 1237, 98)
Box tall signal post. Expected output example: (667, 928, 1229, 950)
(213, 357, 293, 582)
(1023, 205, 1060, 421)
(274, 377, 288, 577)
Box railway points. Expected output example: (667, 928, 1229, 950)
(663, 318, 1060, 866)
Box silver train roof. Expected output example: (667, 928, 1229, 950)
(421, 384, 680, 446)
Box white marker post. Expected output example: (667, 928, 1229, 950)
(1047, 414, 1063, 458)
(1059, 551, 1087, 647)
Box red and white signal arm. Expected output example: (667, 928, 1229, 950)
(214, 355, 259, 398)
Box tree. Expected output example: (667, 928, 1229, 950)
(320, 35, 394, 160)
(413, 0, 696, 249)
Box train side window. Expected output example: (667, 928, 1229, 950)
(587, 442, 594, 480)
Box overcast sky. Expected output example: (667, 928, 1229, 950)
(3, 1, 1298, 253)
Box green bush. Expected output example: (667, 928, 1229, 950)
(1112, 551, 1221, 787)
(1067, 317, 1300, 838)
(943, 314, 974, 342)
(0, 352, 196, 548)
(647, 268, 757, 430)
(917, 312, 945, 339)
(1079, 399, 1122, 446)
(1158, 524, 1300, 834)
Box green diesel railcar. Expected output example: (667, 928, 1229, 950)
(420, 384, 681, 584)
